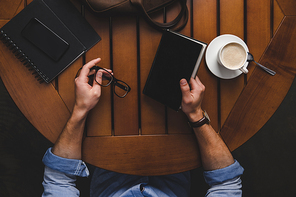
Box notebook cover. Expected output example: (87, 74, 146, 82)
(143, 30, 207, 111)
(0, 0, 101, 83)
(43, 0, 100, 51)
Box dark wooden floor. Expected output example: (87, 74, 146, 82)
(1, 75, 296, 196)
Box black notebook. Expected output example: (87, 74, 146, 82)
(0, 0, 101, 83)
(143, 30, 207, 111)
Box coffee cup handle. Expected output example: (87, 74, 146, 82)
(240, 66, 248, 74)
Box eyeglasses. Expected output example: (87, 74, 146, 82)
(76, 66, 131, 98)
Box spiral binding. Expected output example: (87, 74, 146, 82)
(0, 29, 48, 83)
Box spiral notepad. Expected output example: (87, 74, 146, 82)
(0, 0, 101, 83)
(0, 29, 56, 82)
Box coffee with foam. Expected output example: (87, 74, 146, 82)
(220, 43, 246, 69)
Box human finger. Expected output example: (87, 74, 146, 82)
(194, 76, 204, 87)
(95, 69, 103, 85)
(180, 79, 192, 103)
(190, 77, 205, 94)
(79, 58, 101, 79)
(91, 70, 102, 96)
(189, 77, 199, 91)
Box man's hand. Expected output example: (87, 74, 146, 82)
(180, 77, 205, 122)
(180, 77, 236, 172)
(74, 58, 103, 116)
(52, 58, 105, 159)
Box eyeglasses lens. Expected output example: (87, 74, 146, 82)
(114, 81, 130, 98)
(95, 69, 113, 87)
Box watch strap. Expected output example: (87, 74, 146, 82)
(189, 110, 210, 128)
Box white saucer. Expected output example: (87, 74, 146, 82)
(205, 34, 249, 79)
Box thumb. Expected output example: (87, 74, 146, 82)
(95, 70, 103, 84)
(180, 79, 191, 103)
(92, 70, 102, 92)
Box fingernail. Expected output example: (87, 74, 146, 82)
(97, 71, 102, 77)
(180, 79, 187, 85)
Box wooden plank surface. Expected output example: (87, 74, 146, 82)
(57, 58, 82, 112)
(1, 0, 295, 175)
(82, 134, 200, 176)
(112, 17, 139, 136)
(221, 16, 296, 151)
(0, 34, 70, 144)
(273, 0, 285, 34)
(276, 0, 296, 15)
(192, 0, 219, 132)
(219, 0, 245, 127)
(0, 0, 24, 19)
(84, 13, 112, 137)
(246, 0, 271, 78)
(140, 15, 166, 135)
(0, 1, 69, 144)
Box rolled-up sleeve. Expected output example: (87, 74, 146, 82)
(42, 148, 89, 197)
(204, 160, 244, 197)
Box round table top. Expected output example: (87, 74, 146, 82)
(1, 0, 296, 176)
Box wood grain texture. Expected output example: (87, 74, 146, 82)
(139, 17, 166, 135)
(246, 0, 271, 79)
(82, 134, 200, 176)
(0, 0, 23, 20)
(84, 12, 112, 136)
(276, 0, 296, 15)
(0, 20, 8, 28)
(112, 16, 139, 136)
(221, 16, 296, 151)
(220, 0, 244, 38)
(219, 0, 245, 128)
(192, 0, 219, 132)
(57, 58, 82, 112)
(273, 0, 285, 34)
(0, 40, 70, 144)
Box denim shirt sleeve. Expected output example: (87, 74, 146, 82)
(42, 148, 89, 197)
(204, 160, 244, 197)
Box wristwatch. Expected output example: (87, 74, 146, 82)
(189, 110, 210, 128)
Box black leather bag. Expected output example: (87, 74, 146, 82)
(81, 0, 188, 31)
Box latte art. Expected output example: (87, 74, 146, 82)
(221, 43, 246, 69)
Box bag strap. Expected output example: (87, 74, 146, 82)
(130, 0, 188, 31)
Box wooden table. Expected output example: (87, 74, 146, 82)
(1, 0, 296, 176)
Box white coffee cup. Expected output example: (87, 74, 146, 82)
(217, 41, 248, 74)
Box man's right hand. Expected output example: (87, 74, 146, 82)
(74, 58, 103, 116)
